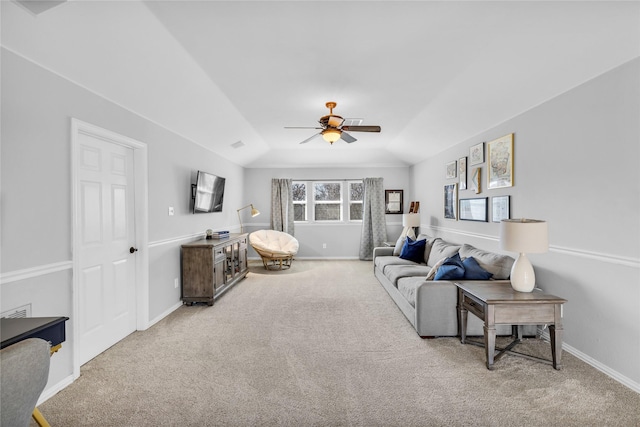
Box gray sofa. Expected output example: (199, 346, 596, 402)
(373, 234, 518, 338)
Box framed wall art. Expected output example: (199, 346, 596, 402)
(492, 195, 510, 222)
(385, 189, 403, 214)
(458, 156, 467, 190)
(471, 167, 481, 194)
(459, 197, 488, 222)
(444, 183, 458, 220)
(469, 142, 484, 165)
(487, 133, 514, 189)
(446, 160, 457, 179)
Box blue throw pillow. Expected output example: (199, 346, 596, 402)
(434, 253, 465, 280)
(462, 256, 494, 280)
(399, 237, 427, 263)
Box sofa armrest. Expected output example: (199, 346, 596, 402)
(373, 246, 394, 260)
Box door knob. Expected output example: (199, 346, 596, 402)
(129, 247, 138, 254)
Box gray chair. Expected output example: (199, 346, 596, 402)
(1, 338, 51, 427)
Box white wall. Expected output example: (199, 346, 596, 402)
(0, 49, 246, 396)
(410, 58, 640, 389)
(243, 167, 410, 258)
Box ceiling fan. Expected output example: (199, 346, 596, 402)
(285, 102, 381, 145)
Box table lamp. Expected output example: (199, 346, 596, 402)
(402, 213, 421, 240)
(500, 219, 548, 292)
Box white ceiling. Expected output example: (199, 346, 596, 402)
(2, 1, 639, 168)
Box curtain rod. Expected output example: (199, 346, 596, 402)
(290, 178, 364, 182)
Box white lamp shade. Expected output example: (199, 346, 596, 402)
(402, 213, 420, 227)
(500, 219, 548, 254)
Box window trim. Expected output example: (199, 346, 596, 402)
(293, 179, 364, 224)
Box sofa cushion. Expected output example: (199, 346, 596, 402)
(422, 237, 436, 265)
(434, 253, 465, 280)
(375, 256, 416, 273)
(459, 244, 514, 280)
(384, 265, 431, 286)
(399, 237, 427, 263)
(462, 256, 494, 280)
(397, 277, 425, 308)
(427, 239, 462, 267)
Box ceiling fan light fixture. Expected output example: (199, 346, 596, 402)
(322, 128, 341, 144)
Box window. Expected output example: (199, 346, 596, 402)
(348, 181, 364, 221)
(292, 182, 307, 221)
(292, 180, 364, 223)
(314, 182, 342, 221)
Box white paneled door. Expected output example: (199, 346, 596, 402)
(76, 132, 137, 365)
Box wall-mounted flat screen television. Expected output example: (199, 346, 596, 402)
(192, 170, 226, 213)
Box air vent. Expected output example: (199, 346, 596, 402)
(231, 141, 245, 149)
(342, 118, 363, 126)
(1, 303, 32, 318)
(15, 0, 67, 15)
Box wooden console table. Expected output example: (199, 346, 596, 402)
(455, 281, 566, 370)
(181, 233, 248, 306)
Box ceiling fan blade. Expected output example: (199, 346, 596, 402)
(340, 132, 357, 143)
(285, 126, 323, 129)
(341, 125, 381, 132)
(299, 133, 322, 144)
(328, 116, 344, 128)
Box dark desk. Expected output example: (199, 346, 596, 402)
(1, 316, 69, 352)
(1, 316, 69, 427)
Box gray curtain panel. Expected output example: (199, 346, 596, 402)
(359, 177, 388, 260)
(271, 178, 295, 235)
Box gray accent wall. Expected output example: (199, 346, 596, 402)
(1, 49, 246, 395)
(242, 167, 410, 258)
(410, 58, 640, 388)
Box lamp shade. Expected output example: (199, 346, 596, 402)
(500, 219, 548, 254)
(250, 206, 260, 217)
(402, 213, 420, 228)
(322, 128, 341, 144)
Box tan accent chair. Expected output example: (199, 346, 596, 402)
(249, 230, 299, 270)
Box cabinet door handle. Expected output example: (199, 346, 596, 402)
(129, 247, 138, 254)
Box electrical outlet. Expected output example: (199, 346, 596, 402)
(174, 278, 179, 288)
(322, 243, 327, 249)
(168, 207, 174, 216)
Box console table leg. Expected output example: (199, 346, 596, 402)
(484, 325, 496, 370)
(549, 324, 563, 370)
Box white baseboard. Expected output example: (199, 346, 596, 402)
(37, 374, 74, 405)
(145, 301, 183, 330)
(539, 330, 639, 393)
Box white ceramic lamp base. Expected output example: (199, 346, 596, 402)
(510, 253, 536, 292)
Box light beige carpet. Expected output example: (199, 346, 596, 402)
(33, 260, 639, 426)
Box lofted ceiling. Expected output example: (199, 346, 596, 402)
(2, 1, 639, 168)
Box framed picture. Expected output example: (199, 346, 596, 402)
(446, 160, 457, 179)
(385, 189, 403, 214)
(469, 142, 484, 165)
(444, 183, 458, 220)
(458, 157, 467, 190)
(459, 197, 488, 222)
(471, 167, 481, 194)
(492, 195, 510, 223)
(487, 133, 514, 189)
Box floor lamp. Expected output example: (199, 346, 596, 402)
(500, 219, 548, 292)
(237, 204, 260, 233)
